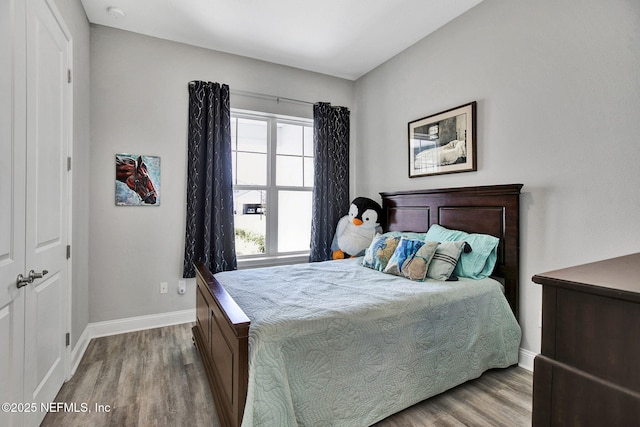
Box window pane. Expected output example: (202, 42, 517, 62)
(237, 152, 267, 185)
(277, 123, 303, 155)
(303, 126, 313, 156)
(237, 118, 267, 153)
(232, 111, 313, 258)
(278, 190, 312, 252)
(276, 155, 303, 186)
(304, 157, 314, 187)
(234, 190, 266, 255)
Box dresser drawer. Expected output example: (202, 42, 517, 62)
(534, 355, 640, 427)
(543, 286, 640, 391)
(534, 253, 640, 426)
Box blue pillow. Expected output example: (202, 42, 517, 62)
(424, 224, 499, 279)
(384, 237, 425, 276)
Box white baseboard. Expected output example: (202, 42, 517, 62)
(68, 308, 196, 376)
(87, 308, 196, 338)
(518, 347, 536, 372)
(69, 326, 91, 377)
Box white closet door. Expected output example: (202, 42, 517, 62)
(1, 0, 70, 423)
(23, 0, 71, 424)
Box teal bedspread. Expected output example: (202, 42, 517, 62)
(215, 258, 521, 427)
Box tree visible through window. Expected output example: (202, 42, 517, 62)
(231, 111, 313, 259)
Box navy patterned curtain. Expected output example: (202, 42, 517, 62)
(310, 102, 350, 262)
(183, 81, 237, 277)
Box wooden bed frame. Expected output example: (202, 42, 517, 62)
(193, 183, 523, 427)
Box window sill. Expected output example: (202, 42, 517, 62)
(237, 253, 309, 270)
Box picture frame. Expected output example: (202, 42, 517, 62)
(115, 153, 161, 206)
(408, 101, 476, 178)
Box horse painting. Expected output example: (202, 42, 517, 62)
(115, 155, 159, 205)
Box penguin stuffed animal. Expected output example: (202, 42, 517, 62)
(331, 197, 383, 259)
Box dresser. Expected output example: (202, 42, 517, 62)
(532, 253, 640, 426)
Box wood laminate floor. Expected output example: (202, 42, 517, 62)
(42, 323, 532, 427)
(373, 365, 532, 426)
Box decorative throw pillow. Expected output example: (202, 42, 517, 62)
(384, 238, 425, 276)
(426, 241, 466, 281)
(401, 241, 439, 281)
(425, 224, 500, 279)
(362, 233, 401, 271)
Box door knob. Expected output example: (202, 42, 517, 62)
(16, 270, 49, 289)
(16, 274, 33, 289)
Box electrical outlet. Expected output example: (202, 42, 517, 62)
(178, 280, 186, 295)
(160, 282, 168, 294)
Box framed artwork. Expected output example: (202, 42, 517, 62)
(115, 153, 161, 205)
(408, 101, 476, 178)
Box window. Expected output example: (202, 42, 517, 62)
(231, 111, 314, 264)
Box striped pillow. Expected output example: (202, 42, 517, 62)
(426, 241, 465, 281)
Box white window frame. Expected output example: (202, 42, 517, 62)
(231, 109, 314, 268)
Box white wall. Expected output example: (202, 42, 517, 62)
(89, 26, 354, 322)
(52, 0, 91, 349)
(354, 0, 640, 354)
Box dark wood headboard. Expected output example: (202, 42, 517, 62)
(380, 184, 523, 319)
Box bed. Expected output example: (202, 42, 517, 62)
(193, 184, 523, 427)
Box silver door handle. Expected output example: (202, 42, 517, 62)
(16, 269, 49, 289)
(16, 274, 33, 289)
(28, 269, 48, 281)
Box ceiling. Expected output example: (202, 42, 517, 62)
(80, 0, 483, 81)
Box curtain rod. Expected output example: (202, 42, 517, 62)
(230, 89, 315, 107)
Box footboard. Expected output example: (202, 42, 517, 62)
(193, 262, 250, 427)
